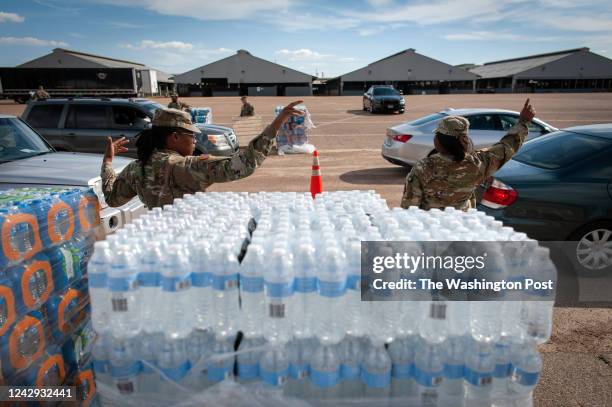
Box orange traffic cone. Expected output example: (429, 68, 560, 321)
(310, 150, 323, 199)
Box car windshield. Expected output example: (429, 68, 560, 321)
(513, 130, 612, 169)
(408, 112, 446, 126)
(373, 88, 399, 96)
(0, 118, 52, 163)
(140, 102, 165, 116)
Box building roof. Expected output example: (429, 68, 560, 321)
(469, 48, 588, 79)
(19, 48, 147, 69)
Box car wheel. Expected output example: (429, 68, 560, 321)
(363, 103, 367, 111)
(568, 221, 612, 276)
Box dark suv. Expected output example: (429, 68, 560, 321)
(363, 85, 405, 114)
(21, 98, 239, 157)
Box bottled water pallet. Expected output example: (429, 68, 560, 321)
(90, 191, 551, 407)
(0, 187, 99, 400)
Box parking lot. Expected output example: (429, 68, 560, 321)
(2, 93, 612, 406)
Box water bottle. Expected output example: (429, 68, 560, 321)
(210, 244, 240, 339)
(136, 333, 163, 394)
(260, 343, 289, 389)
(310, 343, 341, 398)
(239, 244, 266, 338)
(509, 342, 541, 396)
(160, 244, 192, 339)
(107, 246, 140, 338)
(338, 335, 363, 398)
(285, 338, 313, 397)
(263, 248, 294, 344)
(389, 335, 417, 398)
(109, 337, 141, 395)
(237, 336, 263, 384)
(415, 339, 444, 406)
(139, 241, 163, 334)
(88, 242, 111, 335)
(419, 301, 448, 344)
(344, 240, 365, 337)
(492, 338, 512, 397)
(523, 247, 556, 344)
(291, 242, 317, 339)
(92, 335, 112, 387)
(158, 337, 191, 393)
(441, 336, 465, 399)
(190, 241, 212, 331)
(207, 336, 235, 384)
(464, 341, 494, 402)
(315, 247, 347, 345)
(185, 329, 212, 391)
(361, 340, 391, 399)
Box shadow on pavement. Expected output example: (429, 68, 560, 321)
(346, 109, 371, 116)
(340, 167, 408, 185)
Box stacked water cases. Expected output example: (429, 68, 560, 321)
(190, 107, 212, 124)
(0, 187, 99, 406)
(274, 105, 315, 153)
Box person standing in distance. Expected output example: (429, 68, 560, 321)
(101, 101, 304, 208)
(167, 93, 190, 111)
(33, 85, 50, 100)
(401, 99, 536, 210)
(240, 96, 255, 117)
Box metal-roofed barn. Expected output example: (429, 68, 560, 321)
(15, 48, 174, 96)
(469, 47, 612, 93)
(172, 50, 315, 97)
(327, 49, 479, 95)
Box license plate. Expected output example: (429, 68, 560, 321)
(387, 104, 394, 109)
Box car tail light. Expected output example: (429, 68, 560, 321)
(392, 134, 412, 143)
(481, 179, 517, 209)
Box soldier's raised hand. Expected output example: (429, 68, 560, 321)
(104, 136, 129, 163)
(519, 99, 535, 123)
(271, 100, 305, 131)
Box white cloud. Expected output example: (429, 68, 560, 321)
(444, 31, 521, 41)
(537, 16, 612, 32)
(275, 49, 332, 61)
(366, 0, 393, 6)
(0, 11, 25, 23)
(0, 36, 68, 46)
(274, 12, 359, 31)
(109, 21, 146, 29)
(121, 40, 194, 51)
(97, 0, 292, 20)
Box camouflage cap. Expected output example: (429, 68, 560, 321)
(152, 108, 200, 134)
(434, 116, 470, 139)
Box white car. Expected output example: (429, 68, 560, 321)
(382, 108, 557, 167)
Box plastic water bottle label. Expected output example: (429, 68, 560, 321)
(93, 359, 109, 374)
(260, 368, 288, 387)
(289, 363, 309, 379)
(415, 366, 443, 387)
(346, 275, 361, 291)
(116, 379, 135, 395)
(161, 361, 190, 382)
(208, 365, 232, 382)
(265, 281, 294, 298)
(89, 273, 107, 288)
(341, 363, 360, 380)
(238, 362, 259, 379)
(465, 367, 493, 387)
(429, 303, 446, 320)
(107, 276, 138, 292)
(294, 277, 316, 293)
(141, 359, 157, 374)
(318, 280, 347, 298)
(138, 272, 160, 287)
(112, 297, 128, 312)
(421, 389, 438, 406)
(494, 363, 511, 378)
(110, 361, 141, 378)
(392, 363, 415, 379)
(59, 248, 74, 279)
(511, 368, 540, 386)
(361, 368, 391, 388)
(192, 272, 211, 288)
(240, 276, 264, 293)
(311, 368, 339, 388)
(161, 275, 191, 292)
(211, 273, 238, 291)
(443, 363, 464, 379)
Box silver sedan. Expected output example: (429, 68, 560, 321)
(382, 108, 557, 167)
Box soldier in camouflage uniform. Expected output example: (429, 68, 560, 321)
(101, 102, 304, 208)
(33, 85, 50, 100)
(167, 94, 190, 111)
(401, 99, 536, 210)
(240, 96, 255, 117)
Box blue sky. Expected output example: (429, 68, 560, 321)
(1, 0, 612, 77)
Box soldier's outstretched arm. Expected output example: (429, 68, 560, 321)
(100, 136, 137, 207)
(400, 167, 424, 209)
(474, 99, 535, 181)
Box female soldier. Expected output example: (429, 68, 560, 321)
(401, 99, 536, 210)
(101, 101, 304, 209)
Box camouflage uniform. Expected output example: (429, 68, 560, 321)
(33, 89, 50, 100)
(101, 108, 277, 209)
(400, 116, 529, 210)
(167, 100, 189, 110)
(240, 102, 255, 117)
